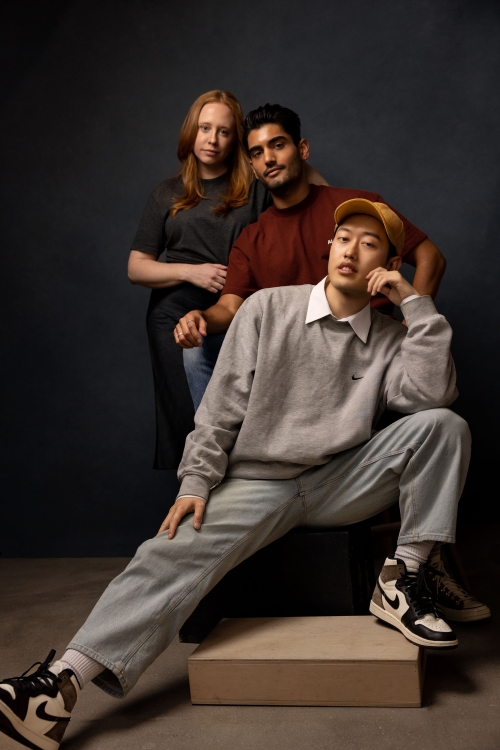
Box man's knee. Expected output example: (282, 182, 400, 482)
(132, 529, 185, 567)
(411, 408, 470, 444)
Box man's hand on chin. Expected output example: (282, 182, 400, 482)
(366, 268, 418, 307)
(157, 497, 206, 539)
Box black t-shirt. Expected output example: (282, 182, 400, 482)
(131, 173, 272, 265)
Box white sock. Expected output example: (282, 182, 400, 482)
(56, 649, 105, 689)
(394, 541, 434, 572)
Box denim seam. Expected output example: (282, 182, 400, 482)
(121, 488, 301, 669)
(306, 443, 421, 493)
(408, 454, 419, 538)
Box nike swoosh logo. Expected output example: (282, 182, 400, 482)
(380, 586, 400, 610)
(352, 375, 364, 380)
(36, 702, 70, 723)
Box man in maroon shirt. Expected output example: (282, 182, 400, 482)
(174, 104, 444, 343)
(174, 103, 489, 626)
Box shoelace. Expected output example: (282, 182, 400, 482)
(429, 560, 473, 601)
(3, 649, 60, 692)
(402, 565, 439, 619)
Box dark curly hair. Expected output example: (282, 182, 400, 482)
(243, 104, 301, 151)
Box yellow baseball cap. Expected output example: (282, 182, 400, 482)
(334, 198, 405, 255)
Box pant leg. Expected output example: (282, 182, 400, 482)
(67, 476, 302, 698)
(146, 307, 195, 469)
(300, 409, 470, 543)
(183, 333, 225, 411)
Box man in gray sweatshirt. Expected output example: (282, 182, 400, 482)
(0, 199, 471, 750)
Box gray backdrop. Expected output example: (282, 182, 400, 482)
(2, 0, 499, 556)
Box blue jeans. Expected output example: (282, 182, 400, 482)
(68, 409, 470, 699)
(183, 334, 226, 411)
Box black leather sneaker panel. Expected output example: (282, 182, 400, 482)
(0, 687, 31, 722)
(401, 610, 457, 641)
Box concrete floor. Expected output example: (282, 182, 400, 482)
(1, 525, 499, 750)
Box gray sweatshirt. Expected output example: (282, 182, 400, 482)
(177, 286, 457, 501)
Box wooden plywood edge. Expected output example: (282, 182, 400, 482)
(189, 658, 420, 666)
(190, 698, 423, 707)
(189, 661, 422, 708)
(418, 647, 427, 701)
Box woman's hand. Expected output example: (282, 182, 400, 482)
(174, 310, 207, 347)
(157, 497, 206, 539)
(186, 263, 227, 293)
(366, 268, 418, 307)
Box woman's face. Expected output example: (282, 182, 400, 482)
(193, 102, 236, 176)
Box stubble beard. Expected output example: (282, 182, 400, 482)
(258, 156, 304, 196)
(329, 274, 367, 298)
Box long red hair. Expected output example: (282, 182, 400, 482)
(170, 90, 253, 217)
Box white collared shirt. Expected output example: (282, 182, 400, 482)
(305, 277, 419, 342)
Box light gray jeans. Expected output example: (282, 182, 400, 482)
(68, 408, 470, 698)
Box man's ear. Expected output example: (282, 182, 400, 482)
(387, 255, 402, 271)
(248, 159, 258, 180)
(298, 138, 310, 161)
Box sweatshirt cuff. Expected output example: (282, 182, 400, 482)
(399, 294, 437, 325)
(177, 474, 213, 502)
(400, 294, 420, 306)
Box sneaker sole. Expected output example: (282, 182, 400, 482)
(0, 700, 59, 750)
(437, 604, 491, 622)
(0, 730, 37, 750)
(369, 601, 458, 649)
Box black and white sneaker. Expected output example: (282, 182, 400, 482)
(369, 557, 458, 649)
(0, 650, 79, 750)
(425, 548, 491, 622)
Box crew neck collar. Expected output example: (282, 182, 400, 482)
(268, 183, 321, 218)
(201, 172, 229, 185)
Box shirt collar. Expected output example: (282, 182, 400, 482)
(305, 277, 372, 344)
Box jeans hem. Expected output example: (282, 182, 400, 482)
(396, 533, 455, 544)
(66, 642, 128, 699)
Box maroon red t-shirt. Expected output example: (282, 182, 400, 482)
(223, 185, 427, 314)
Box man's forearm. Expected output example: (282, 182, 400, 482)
(175, 294, 244, 348)
(203, 294, 244, 334)
(404, 239, 446, 299)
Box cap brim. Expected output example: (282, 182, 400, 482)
(334, 198, 404, 255)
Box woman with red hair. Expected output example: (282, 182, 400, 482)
(128, 91, 323, 470)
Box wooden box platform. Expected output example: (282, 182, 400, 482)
(188, 616, 425, 707)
